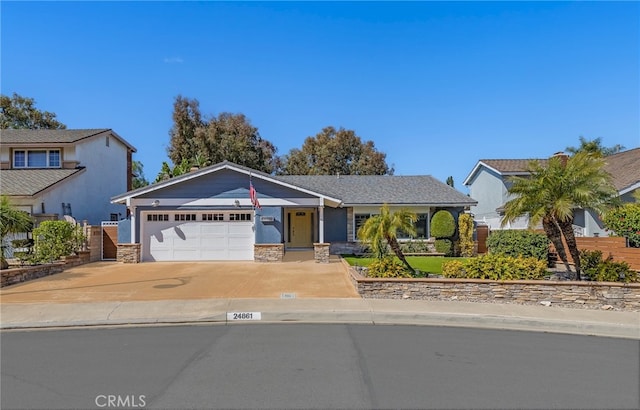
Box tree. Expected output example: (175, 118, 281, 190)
(357, 204, 417, 274)
(565, 136, 624, 157)
(167, 95, 204, 166)
(501, 152, 619, 280)
(132, 160, 149, 189)
(278, 126, 393, 175)
(602, 194, 640, 247)
(1, 195, 34, 269)
(0, 93, 66, 129)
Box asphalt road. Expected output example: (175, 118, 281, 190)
(2, 324, 639, 410)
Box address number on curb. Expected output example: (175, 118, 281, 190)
(227, 312, 262, 321)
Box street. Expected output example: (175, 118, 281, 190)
(2, 324, 639, 409)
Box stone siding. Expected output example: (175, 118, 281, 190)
(314, 243, 330, 263)
(117, 243, 141, 263)
(348, 265, 640, 311)
(254, 244, 284, 262)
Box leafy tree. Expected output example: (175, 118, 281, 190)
(1, 196, 34, 269)
(166, 95, 277, 174)
(565, 136, 624, 157)
(278, 126, 393, 175)
(132, 160, 149, 189)
(32, 220, 83, 263)
(501, 152, 619, 280)
(0, 93, 66, 129)
(357, 204, 417, 274)
(602, 201, 640, 247)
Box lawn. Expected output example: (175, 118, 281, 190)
(342, 255, 471, 274)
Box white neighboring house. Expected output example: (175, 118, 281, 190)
(0, 129, 136, 225)
(463, 149, 640, 236)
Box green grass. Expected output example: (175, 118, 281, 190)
(342, 255, 471, 274)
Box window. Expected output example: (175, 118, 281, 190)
(202, 213, 224, 221)
(354, 214, 373, 239)
(229, 213, 252, 221)
(174, 214, 197, 221)
(147, 214, 169, 221)
(13, 149, 61, 168)
(398, 213, 429, 239)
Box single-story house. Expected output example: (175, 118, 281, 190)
(111, 161, 477, 262)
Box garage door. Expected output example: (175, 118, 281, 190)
(142, 211, 254, 261)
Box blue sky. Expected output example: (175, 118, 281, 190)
(2, 1, 639, 193)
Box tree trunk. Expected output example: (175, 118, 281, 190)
(558, 219, 582, 281)
(543, 216, 572, 272)
(386, 235, 415, 274)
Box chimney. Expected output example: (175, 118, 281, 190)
(551, 151, 569, 167)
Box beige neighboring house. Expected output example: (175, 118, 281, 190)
(0, 129, 136, 225)
(463, 148, 640, 236)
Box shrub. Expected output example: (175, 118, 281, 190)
(33, 221, 84, 263)
(458, 213, 474, 257)
(602, 203, 640, 247)
(431, 210, 455, 238)
(399, 239, 430, 253)
(435, 239, 453, 256)
(366, 257, 412, 278)
(486, 230, 549, 261)
(579, 250, 638, 283)
(441, 254, 547, 280)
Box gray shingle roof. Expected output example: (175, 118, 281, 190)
(604, 147, 640, 192)
(276, 174, 477, 206)
(0, 129, 136, 151)
(0, 169, 84, 196)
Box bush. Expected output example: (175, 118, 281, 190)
(399, 239, 431, 253)
(435, 239, 453, 256)
(33, 221, 84, 263)
(458, 213, 474, 257)
(442, 254, 547, 280)
(579, 250, 638, 283)
(486, 230, 549, 261)
(431, 210, 455, 238)
(602, 203, 640, 247)
(366, 257, 412, 278)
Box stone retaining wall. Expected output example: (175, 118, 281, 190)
(1, 263, 66, 287)
(346, 263, 640, 311)
(116, 244, 141, 263)
(254, 244, 284, 262)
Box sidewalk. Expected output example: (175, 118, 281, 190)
(2, 298, 638, 339)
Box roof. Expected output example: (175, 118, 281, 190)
(0, 168, 85, 196)
(276, 174, 476, 206)
(604, 147, 640, 193)
(112, 161, 476, 207)
(0, 128, 136, 152)
(462, 159, 548, 185)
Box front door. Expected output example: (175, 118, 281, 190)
(288, 210, 313, 248)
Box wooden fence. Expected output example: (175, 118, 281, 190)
(552, 236, 640, 271)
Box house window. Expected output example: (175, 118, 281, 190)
(397, 213, 429, 239)
(354, 214, 373, 240)
(202, 213, 224, 221)
(13, 149, 61, 168)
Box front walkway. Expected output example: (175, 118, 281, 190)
(0, 254, 359, 303)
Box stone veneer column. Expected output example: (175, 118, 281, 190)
(117, 244, 141, 263)
(254, 244, 284, 262)
(314, 243, 330, 263)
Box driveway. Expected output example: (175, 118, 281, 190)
(0, 252, 360, 303)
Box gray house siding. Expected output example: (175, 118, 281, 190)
(323, 207, 347, 242)
(117, 218, 131, 243)
(255, 207, 283, 244)
(467, 167, 509, 220)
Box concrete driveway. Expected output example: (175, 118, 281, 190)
(0, 252, 359, 303)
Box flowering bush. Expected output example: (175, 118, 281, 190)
(602, 203, 640, 247)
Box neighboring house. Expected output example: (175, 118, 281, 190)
(0, 129, 136, 225)
(463, 148, 640, 236)
(111, 161, 477, 262)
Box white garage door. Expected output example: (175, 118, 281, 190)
(142, 211, 254, 261)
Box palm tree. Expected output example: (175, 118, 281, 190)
(357, 204, 417, 274)
(1, 195, 34, 269)
(501, 152, 619, 280)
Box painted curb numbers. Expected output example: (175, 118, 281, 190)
(227, 312, 262, 321)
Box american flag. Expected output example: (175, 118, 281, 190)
(249, 182, 261, 209)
